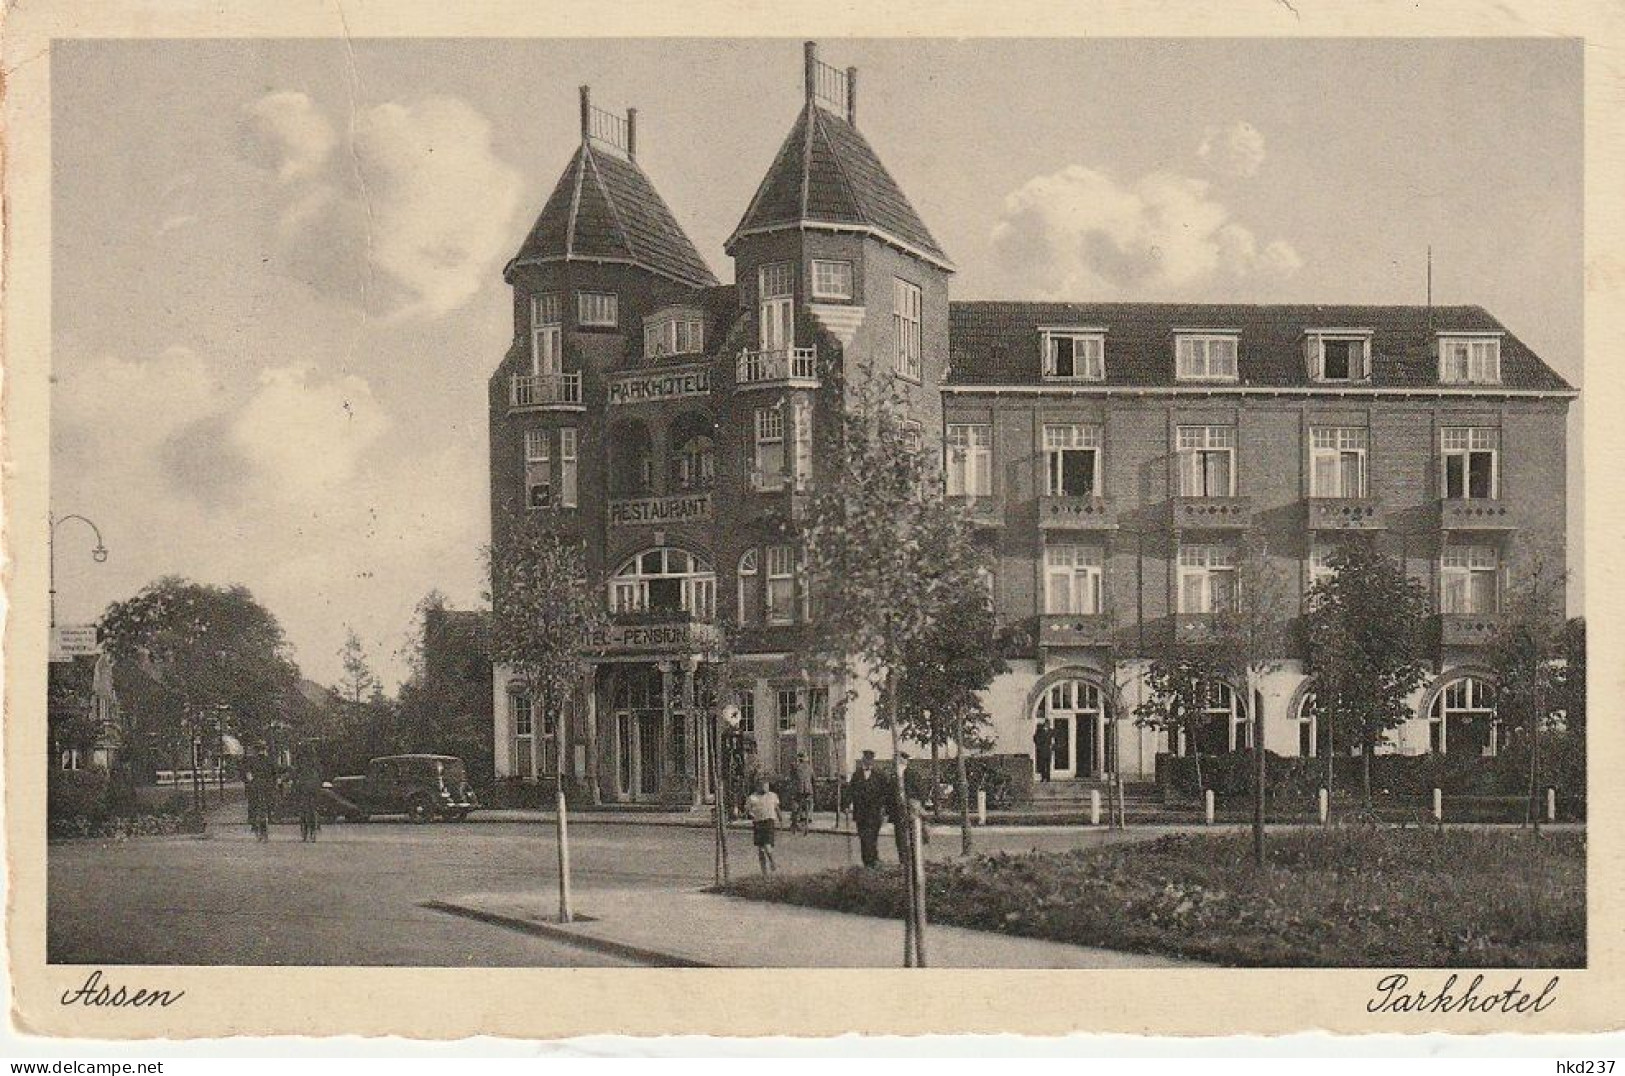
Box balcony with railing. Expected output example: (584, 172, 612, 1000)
(736, 347, 819, 389)
(510, 372, 584, 410)
(1038, 613, 1113, 648)
(1439, 499, 1517, 531)
(1171, 496, 1252, 531)
(1439, 613, 1501, 648)
(1307, 497, 1386, 531)
(1037, 496, 1117, 530)
(1174, 613, 1218, 645)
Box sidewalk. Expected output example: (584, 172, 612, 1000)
(426, 887, 1199, 968)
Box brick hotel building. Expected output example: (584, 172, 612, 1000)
(489, 44, 1576, 805)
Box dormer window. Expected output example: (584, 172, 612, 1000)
(1306, 330, 1372, 382)
(1174, 332, 1239, 381)
(642, 309, 705, 360)
(1439, 334, 1502, 385)
(1041, 329, 1105, 381)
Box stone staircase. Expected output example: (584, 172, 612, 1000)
(1023, 779, 1169, 817)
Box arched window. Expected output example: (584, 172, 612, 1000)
(667, 412, 717, 492)
(1296, 691, 1317, 758)
(736, 549, 758, 626)
(1034, 678, 1105, 779)
(1429, 676, 1498, 756)
(611, 548, 716, 618)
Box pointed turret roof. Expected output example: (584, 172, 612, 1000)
(727, 101, 952, 271)
(512, 138, 717, 289)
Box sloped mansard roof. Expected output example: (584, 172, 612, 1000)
(946, 302, 1574, 392)
(513, 142, 718, 289)
(728, 102, 951, 270)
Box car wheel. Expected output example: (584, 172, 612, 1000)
(406, 799, 433, 824)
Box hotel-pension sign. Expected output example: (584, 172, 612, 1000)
(609, 493, 713, 526)
(588, 621, 723, 653)
(607, 364, 711, 405)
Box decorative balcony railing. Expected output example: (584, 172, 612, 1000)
(1439, 613, 1501, 647)
(1037, 495, 1116, 530)
(1038, 613, 1113, 648)
(510, 372, 583, 409)
(1439, 499, 1517, 531)
(1307, 497, 1386, 530)
(1171, 496, 1252, 530)
(737, 347, 818, 387)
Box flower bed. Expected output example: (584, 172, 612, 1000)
(721, 827, 1584, 967)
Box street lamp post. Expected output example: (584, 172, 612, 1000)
(48, 512, 109, 629)
(715, 703, 742, 885)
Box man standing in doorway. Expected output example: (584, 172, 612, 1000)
(845, 750, 887, 868)
(1033, 717, 1054, 783)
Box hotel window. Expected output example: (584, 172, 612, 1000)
(776, 686, 803, 733)
(559, 428, 578, 508)
(735, 690, 756, 734)
(1307, 542, 1339, 591)
(577, 291, 618, 328)
(1178, 544, 1237, 614)
(1044, 544, 1104, 615)
(1308, 333, 1371, 382)
(524, 429, 551, 509)
(811, 260, 853, 301)
(643, 312, 704, 359)
(759, 263, 794, 351)
(736, 549, 758, 626)
(509, 691, 534, 776)
(753, 407, 785, 491)
(1177, 426, 1236, 497)
(1043, 424, 1102, 497)
(1296, 693, 1317, 758)
(1175, 334, 1239, 381)
(1441, 545, 1499, 615)
(766, 545, 797, 624)
(1309, 427, 1368, 498)
(530, 294, 562, 376)
(893, 278, 923, 381)
(1042, 331, 1105, 381)
(808, 686, 831, 731)
(610, 548, 716, 618)
(1441, 427, 1499, 500)
(1206, 682, 1251, 752)
(1429, 677, 1498, 756)
(674, 435, 715, 491)
(1439, 336, 1502, 385)
(946, 424, 992, 498)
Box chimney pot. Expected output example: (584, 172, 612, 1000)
(579, 85, 591, 143)
(804, 41, 818, 103)
(626, 107, 638, 160)
(846, 66, 858, 125)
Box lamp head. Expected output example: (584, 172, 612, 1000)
(92, 546, 108, 563)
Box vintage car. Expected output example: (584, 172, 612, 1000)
(325, 754, 478, 823)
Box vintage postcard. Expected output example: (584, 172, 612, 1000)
(6, 0, 1623, 1043)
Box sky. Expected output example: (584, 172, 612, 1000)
(49, 38, 1583, 689)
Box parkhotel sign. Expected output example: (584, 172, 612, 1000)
(607, 363, 711, 406)
(609, 493, 713, 527)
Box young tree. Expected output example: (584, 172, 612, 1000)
(335, 628, 385, 760)
(1133, 643, 1224, 795)
(895, 581, 1006, 854)
(1204, 537, 1292, 865)
(1302, 537, 1432, 810)
(799, 384, 986, 967)
(1485, 555, 1570, 834)
(487, 512, 610, 922)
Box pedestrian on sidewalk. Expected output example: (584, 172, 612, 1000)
(791, 752, 815, 834)
(745, 777, 780, 875)
(244, 747, 274, 842)
(845, 749, 887, 868)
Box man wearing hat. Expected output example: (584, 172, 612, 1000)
(845, 750, 888, 868)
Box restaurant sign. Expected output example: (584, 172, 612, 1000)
(609, 493, 712, 527)
(607, 365, 711, 406)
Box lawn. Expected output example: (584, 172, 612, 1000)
(720, 827, 1585, 967)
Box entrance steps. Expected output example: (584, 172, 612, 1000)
(1026, 780, 1164, 808)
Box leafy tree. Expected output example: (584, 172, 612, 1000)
(1302, 537, 1432, 809)
(99, 577, 303, 766)
(396, 594, 494, 779)
(48, 659, 102, 767)
(1551, 616, 1586, 737)
(1133, 643, 1224, 795)
(1485, 555, 1570, 832)
(895, 580, 1006, 854)
(799, 383, 987, 965)
(487, 511, 610, 921)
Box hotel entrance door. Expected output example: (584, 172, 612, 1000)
(611, 665, 665, 801)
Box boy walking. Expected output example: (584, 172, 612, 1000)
(745, 776, 781, 875)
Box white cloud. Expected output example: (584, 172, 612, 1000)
(230, 365, 391, 498)
(1198, 121, 1267, 178)
(989, 165, 1303, 298)
(244, 91, 337, 183)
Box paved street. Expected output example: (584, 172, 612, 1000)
(48, 812, 1155, 966)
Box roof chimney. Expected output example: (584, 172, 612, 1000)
(579, 85, 591, 144)
(846, 66, 858, 126)
(626, 107, 637, 161)
(804, 41, 818, 104)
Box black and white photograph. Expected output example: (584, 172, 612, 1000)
(9, 5, 1619, 1045)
